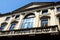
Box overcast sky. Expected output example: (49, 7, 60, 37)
(0, 0, 59, 14)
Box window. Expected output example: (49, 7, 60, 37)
(9, 23, 16, 30)
(21, 14, 35, 29)
(57, 7, 60, 12)
(0, 22, 7, 31)
(42, 10, 48, 14)
(15, 15, 20, 19)
(21, 18, 34, 29)
(9, 21, 18, 30)
(41, 19, 48, 27)
(1, 25, 5, 31)
(5, 17, 10, 21)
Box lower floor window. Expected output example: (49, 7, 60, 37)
(9, 23, 16, 30)
(21, 18, 34, 29)
(21, 22, 33, 29)
(41, 19, 48, 27)
(0, 23, 7, 31)
(0, 25, 5, 31)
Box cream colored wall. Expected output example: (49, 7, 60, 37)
(0, 5, 60, 31)
(54, 5, 60, 30)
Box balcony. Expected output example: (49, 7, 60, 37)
(0, 25, 59, 36)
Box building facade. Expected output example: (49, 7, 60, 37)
(0, 2, 60, 37)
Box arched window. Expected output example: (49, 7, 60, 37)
(9, 21, 18, 30)
(0, 22, 8, 31)
(21, 13, 35, 29)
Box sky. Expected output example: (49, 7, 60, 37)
(0, 0, 59, 14)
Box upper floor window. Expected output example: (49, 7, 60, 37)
(42, 10, 48, 14)
(12, 15, 15, 17)
(57, 7, 60, 12)
(21, 13, 35, 29)
(15, 15, 20, 19)
(9, 21, 18, 30)
(41, 19, 48, 27)
(5, 17, 10, 21)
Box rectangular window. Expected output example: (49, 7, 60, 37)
(41, 19, 48, 27)
(1, 25, 5, 31)
(57, 7, 60, 12)
(5, 17, 10, 21)
(42, 10, 48, 14)
(21, 18, 34, 29)
(10, 23, 16, 30)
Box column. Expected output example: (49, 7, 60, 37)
(33, 11, 40, 28)
(49, 9, 56, 26)
(3, 17, 13, 31)
(14, 14, 24, 29)
(54, 7, 60, 30)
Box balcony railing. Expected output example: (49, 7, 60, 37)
(0, 25, 59, 36)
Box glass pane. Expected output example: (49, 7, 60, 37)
(21, 23, 25, 29)
(27, 22, 31, 28)
(24, 23, 28, 28)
